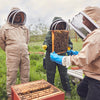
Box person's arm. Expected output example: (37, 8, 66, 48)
(26, 29, 30, 44)
(0, 29, 6, 51)
(42, 31, 51, 50)
(50, 39, 100, 68)
(50, 52, 64, 65)
(22, 26, 30, 44)
(63, 40, 100, 67)
(27, 30, 30, 44)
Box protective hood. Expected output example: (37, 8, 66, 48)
(84, 6, 100, 27)
(50, 17, 68, 30)
(7, 7, 26, 25)
(69, 6, 100, 39)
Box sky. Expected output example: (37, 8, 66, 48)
(0, 0, 100, 28)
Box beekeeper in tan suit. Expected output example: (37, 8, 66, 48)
(50, 6, 100, 100)
(0, 7, 30, 100)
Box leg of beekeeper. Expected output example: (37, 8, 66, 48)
(6, 51, 20, 97)
(80, 97, 86, 100)
(20, 48, 30, 83)
(78, 76, 100, 100)
(45, 52, 56, 85)
(58, 64, 71, 92)
(77, 76, 88, 100)
(85, 77, 100, 100)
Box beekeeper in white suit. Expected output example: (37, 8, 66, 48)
(0, 7, 30, 100)
(50, 6, 100, 100)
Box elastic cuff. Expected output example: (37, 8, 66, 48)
(62, 56, 71, 68)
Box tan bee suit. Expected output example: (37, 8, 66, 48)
(0, 8, 30, 97)
(62, 6, 100, 81)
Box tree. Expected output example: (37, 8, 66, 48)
(29, 18, 49, 36)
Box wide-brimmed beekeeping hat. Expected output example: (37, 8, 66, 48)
(7, 7, 26, 25)
(69, 6, 100, 39)
(50, 17, 68, 30)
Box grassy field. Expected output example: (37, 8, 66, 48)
(0, 38, 83, 100)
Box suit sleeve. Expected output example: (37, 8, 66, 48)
(43, 31, 52, 52)
(70, 40, 100, 67)
(0, 29, 6, 51)
(26, 29, 30, 44)
(43, 31, 51, 45)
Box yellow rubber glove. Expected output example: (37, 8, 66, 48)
(68, 47, 71, 50)
(42, 45, 47, 50)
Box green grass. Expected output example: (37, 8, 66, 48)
(0, 48, 7, 100)
(0, 38, 83, 100)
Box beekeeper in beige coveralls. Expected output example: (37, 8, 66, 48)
(50, 6, 100, 100)
(0, 7, 30, 100)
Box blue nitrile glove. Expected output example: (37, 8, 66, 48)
(50, 52, 64, 65)
(67, 50, 79, 56)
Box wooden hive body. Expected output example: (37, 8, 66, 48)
(11, 79, 64, 100)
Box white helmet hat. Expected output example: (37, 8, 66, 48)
(7, 7, 26, 25)
(69, 6, 100, 39)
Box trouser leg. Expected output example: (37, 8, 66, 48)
(46, 57, 56, 85)
(20, 54, 30, 83)
(77, 76, 88, 98)
(80, 97, 86, 100)
(7, 71, 18, 97)
(86, 77, 100, 100)
(47, 72, 55, 85)
(6, 53, 20, 97)
(6, 61, 19, 97)
(58, 64, 71, 92)
(76, 76, 100, 100)
(20, 67, 30, 83)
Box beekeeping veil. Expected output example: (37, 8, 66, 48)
(7, 7, 26, 25)
(69, 6, 100, 39)
(50, 17, 68, 30)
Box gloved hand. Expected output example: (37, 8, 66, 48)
(68, 47, 71, 50)
(67, 50, 79, 56)
(50, 52, 64, 65)
(42, 45, 47, 50)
